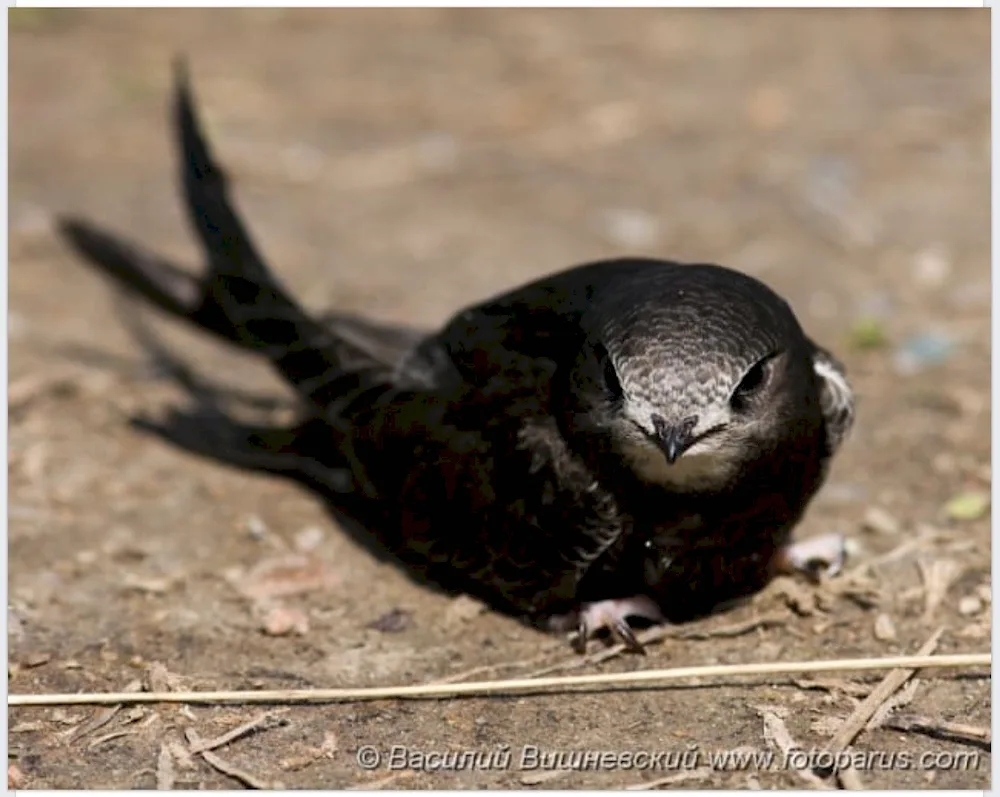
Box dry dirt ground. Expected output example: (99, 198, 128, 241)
(8, 8, 991, 790)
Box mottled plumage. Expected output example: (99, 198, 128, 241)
(59, 63, 855, 652)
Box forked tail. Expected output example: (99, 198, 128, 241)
(59, 59, 392, 412)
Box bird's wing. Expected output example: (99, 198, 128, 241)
(314, 311, 444, 387)
(429, 261, 642, 391)
(809, 341, 855, 456)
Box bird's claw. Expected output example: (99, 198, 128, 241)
(774, 532, 847, 581)
(561, 596, 665, 654)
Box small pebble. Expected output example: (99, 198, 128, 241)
(244, 514, 269, 540)
(294, 526, 325, 552)
(843, 536, 862, 559)
(976, 584, 991, 604)
(262, 606, 310, 636)
(958, 596, 983, 617)
(862, 506, 899, 535)
(873, 613, 897, 642)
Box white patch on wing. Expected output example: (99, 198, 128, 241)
(812, 350, 855, 450)
(621, 439, 736, 491)
(813, 355, 852, 412)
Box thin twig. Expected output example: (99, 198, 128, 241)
(156, 744, 176, 790)
(815, 628, 944, 774)
(184, 728, 280, 790)
(836, 761, 866, 791)
(8, 651, 987, 707)
(427, 651, 558, 685)
(87, 729, 136, 749)
(528, 612, 789, 677)
(865, 678, 919, 731)
(624, 768, 713, 790)
(67, 678, 143, 742)
(883, 714, 991, 748)
(187, 712, 286, 753)
(758, 706, 832, 790)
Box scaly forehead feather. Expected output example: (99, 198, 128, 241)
(581, 264, 802, 411)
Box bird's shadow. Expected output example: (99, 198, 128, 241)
(84, 294, 476, 607)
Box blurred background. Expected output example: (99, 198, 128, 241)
(9, 9, 990, 790)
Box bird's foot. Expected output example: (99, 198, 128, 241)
(773, 532, 847, 581)
(551, 596, 665, 655)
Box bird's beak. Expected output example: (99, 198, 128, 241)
(656, 419, 697, 464)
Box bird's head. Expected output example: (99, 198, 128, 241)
(563, 264, 816, 492)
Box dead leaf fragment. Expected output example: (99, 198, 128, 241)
(145, 662, 187, 693)
(917, 558, 962, 621)
(862, 507, 899, 535)
(8, 763, 26, 789)
(943, 491, 989, 521)
(236, 554, 339, 600)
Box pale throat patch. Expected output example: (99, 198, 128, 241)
(621, 439, 737, 491)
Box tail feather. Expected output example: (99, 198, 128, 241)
(173, 57, 271, 285)
(59, 58, 404, 413)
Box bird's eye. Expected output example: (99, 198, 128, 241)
(731, 356, 773, 410)
(597, 345, 624, 401)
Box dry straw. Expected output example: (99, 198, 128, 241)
(8, 652, 989, 708)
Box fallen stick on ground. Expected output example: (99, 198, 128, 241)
(884, 714, 991, 746)
(8, 651, 988, 708)
(758, 705, 832, 790)
(184, 728, 280, 790)
(528, 611, 790, 678)
(814, 628, 943, 775)
(187, 712, 286, 754)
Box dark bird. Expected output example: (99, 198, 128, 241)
(58, 63, 855, 653)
